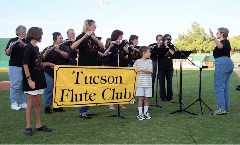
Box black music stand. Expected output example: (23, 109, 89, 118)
(183, 64, 212, 115)
(149, 46, 169, 108)
(170, 51, 197, 115)
(108, 48, 125, 119)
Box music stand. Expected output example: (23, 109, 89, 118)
(182, 64, 212, 115)
(149, 46, 168, 108)
(108, 48, 125, 119)
(170, 51, 197, 115)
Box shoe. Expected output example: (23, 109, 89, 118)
(35, 125, 52, 132)
(53, 107, 65, 112)
(144, 112, 152, 119)
(19, 103, 27, 109)
(212, 108, 227, 115)
(79, 114, 91, 119)
(119, 104, 126, 109)
(109, 105, 115, 110)
(24, 128, 33, 136)
(137, 113, 145, 120)
(44, 107, 52, 114)
(87, 112, 97, 116)
(226, 110, 230, 114)
(11, 102, 20, 110)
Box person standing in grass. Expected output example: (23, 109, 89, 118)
(133, 46, 153, 120)
(5, 25, 28, 110)
(209, 27, 234, 115)
(23, 27, 54, 135)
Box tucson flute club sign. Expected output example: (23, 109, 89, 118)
(52, 65, 138, 108)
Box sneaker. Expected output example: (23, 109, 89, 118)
(137, 113, 145, 120)
(212, 108, 227, 115)
(19, 103, 27, 109)
(35, 125, 52, 132)
(11, 102, 20, 110)
(24, 128, 33, 136)
(226, 110, 230, 114)
(79, 114, 91, 119)
(53, 107, 65, 112)
(144, 112, 152, 119)
(44, 107, 52, 114)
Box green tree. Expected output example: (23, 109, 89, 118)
(175, 21, 215, 53)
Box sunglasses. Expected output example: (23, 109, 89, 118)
(87, 19, 94, 25)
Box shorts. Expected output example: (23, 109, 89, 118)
(136, 87, 152, 97)
(24, 89, 44, 95)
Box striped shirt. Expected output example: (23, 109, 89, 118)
(133, 59, 153, 87)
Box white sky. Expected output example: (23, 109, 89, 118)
(0, 0, 239, 50)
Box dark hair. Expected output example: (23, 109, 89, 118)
(129, 35, 138, 45)
(156, 34, 162, 41)
(139, 46, 150, 57)
(26, 27, 42, 41)
(163, 34, 171, 38)
(105, 38, 111, 46)
(52, 32, 61, 42)
(110, 30, 123, 41)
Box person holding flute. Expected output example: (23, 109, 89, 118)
(5, 25, 29, 110)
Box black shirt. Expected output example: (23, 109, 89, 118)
(108, 44, 128, 67)
(5, 37, 29, 67)
(128, 46, 141, 65)
(42, 45, 70, 78)
(100, 46, 109, 66)
(22, 43, 47, 91)
(158, 44, 175, 71)
(65, 39, 77, 59)
(75, 33, 100, 66)
(213, 39, 231, 59)
(149, 43, 158, 61)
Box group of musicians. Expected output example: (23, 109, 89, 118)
(5, 19, 232, 121)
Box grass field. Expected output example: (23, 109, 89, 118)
(0, 70, 240, 144)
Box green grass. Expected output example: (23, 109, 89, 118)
(1, 70, 240, 144)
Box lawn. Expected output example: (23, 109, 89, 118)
(0, 70, 240, 144)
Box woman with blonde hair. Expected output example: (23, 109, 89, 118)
(72, 19, 104, 119)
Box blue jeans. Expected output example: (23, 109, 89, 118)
(8, 66, 26, 104)
(69, 59, 77, 65)
(158, 70, 173, 101)
(214, 56, 234, 110)
(79, 106, 89, 115)
(44, 73, 54, 107)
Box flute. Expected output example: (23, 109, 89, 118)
(8, 36, 26, 48)
(45, 39, 73, 53)
(110, 40, 122, 44)
(126, 43, 139, 49)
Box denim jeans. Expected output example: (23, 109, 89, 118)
(8, 66, 26, 104)
(69, 59, 77, 65)
(79, 106, 90, 115)
(214, 56, 234, 110)
(44, 73, 54, 107)
(158, 70, 173, 101)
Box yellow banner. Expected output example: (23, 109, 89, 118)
(52, 65, 138, 108)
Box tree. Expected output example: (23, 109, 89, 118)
(174, 21, 215, 53)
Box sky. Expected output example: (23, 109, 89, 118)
(0, 0, 240, 50)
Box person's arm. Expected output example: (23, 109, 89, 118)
(104, 43, 114, 56)
(23, 64, 35, 89)
(42, 62, 55, 68)
(209, 28, 223, 49)
(91, 32, 104, 49)
(5, 42, 14, 56)
(56, 46, 69, 59)
(42, 47, 51, 61)
(71, 33, 88, 50)
(98, 51, 104, 57)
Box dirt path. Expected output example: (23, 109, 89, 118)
(0, 81, 10, 90)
